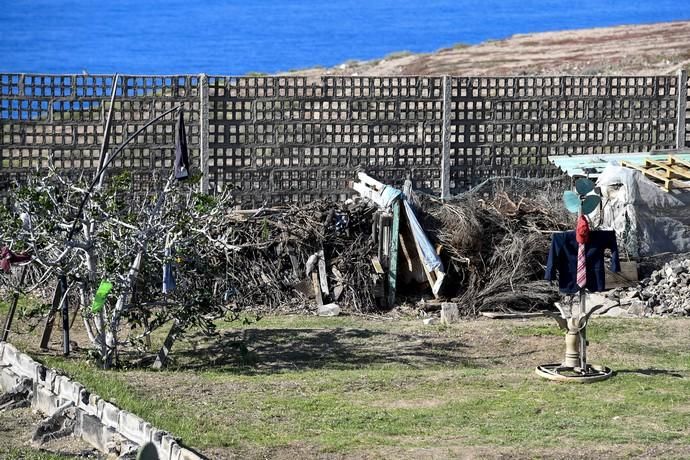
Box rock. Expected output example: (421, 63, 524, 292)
(605, 289, 621, 299)
(423, 317, 439, 325)
(587, 292, 618, 309)
(317, 303, 341, 316)
(440, 303, 459, 324)
(627, 299, 647, 317)
(640, 289, 655, 300)
(600, 306, 633, 318)
(613, 256, 690, 317)
(665, 266, 684, 278)
(620, 289, 640, 304)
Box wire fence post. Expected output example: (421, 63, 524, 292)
(441, 75, 451, 200)
(199, 73, 210, 193)
(677, 69, 687, 150)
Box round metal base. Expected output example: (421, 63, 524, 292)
(536, 363, 613, 383)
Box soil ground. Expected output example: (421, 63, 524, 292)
(0, 404, 100, 459)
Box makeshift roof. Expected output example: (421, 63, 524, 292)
(548, 149, 690, 178)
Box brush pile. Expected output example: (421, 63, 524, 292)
(218, 199, 379, 313)
(419, 178, 572, 315)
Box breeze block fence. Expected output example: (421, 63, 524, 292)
(1, 71, 688, 205)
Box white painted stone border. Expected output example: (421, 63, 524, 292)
(0, 341, 204, 460)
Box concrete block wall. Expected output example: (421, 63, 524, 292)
(0, 341, 204, 460)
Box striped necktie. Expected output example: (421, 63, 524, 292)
(576, 243, 587, 288)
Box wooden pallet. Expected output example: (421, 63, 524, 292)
(621, 155, 690, 192)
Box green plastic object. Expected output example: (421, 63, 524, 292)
(137, 442, 160, 460)
(575, 177, 595, 195)
(563, 190, 581, 214)
(581, 194, 601, 215)
(91, 280, 113, 313)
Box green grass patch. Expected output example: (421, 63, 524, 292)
(512, 324, 561, 337)
(13, 316, 690, 457)
(0, 294, 48, 320)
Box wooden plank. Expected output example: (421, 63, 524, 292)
(644, 159, 674, 178)
(399, 226, 427, 284)
(288, 252, 300, 278)
(666, 165, 690, 180)
(669, 154, 690, 170)
(333, 285, 344, 301)
(371, 256, 384, 274)
(621, 161, 673, 190)
(402, 204, 441, 298)
(317, 250, 329, 296)
(481, 311, 547, 319)
(622, 161, 671, 184)
(352, 173, 390, 208)
(398, 233, 414, 272)
(664, 156, 690, 179)
(622, 159, 690, 192)
(311, 272, 323, 306)
(331, 266, 343, 281)
(387, 200, 401, 308)
(644, 158, 690, 180)
(378, 213, 391, 268)
(605, 261, 639, 289)
(431, 268, 445, 297)
(152, 320, 181, 370)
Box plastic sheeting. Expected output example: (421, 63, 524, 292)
(594, 165, 690, 257)
(380, 186, 402, 209)
(403, 199, 443, 272)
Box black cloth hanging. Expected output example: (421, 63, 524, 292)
(545, 230, 620, 294)
(174, 109, 190, 180)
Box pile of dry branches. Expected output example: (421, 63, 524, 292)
(420, 178, 572, 315)
(212, 199, 379, 313)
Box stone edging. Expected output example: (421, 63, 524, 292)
(0, 341, 203, 460)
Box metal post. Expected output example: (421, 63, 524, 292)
(579, 289, 587, 370)
(440, 75, 451, 200)
(676, 69, 688, 150)
(199, 73, 210, 193)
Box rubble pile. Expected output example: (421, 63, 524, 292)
(608, 256, 690, 317)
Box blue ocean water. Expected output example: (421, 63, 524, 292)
(0, 0, 688, 75)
